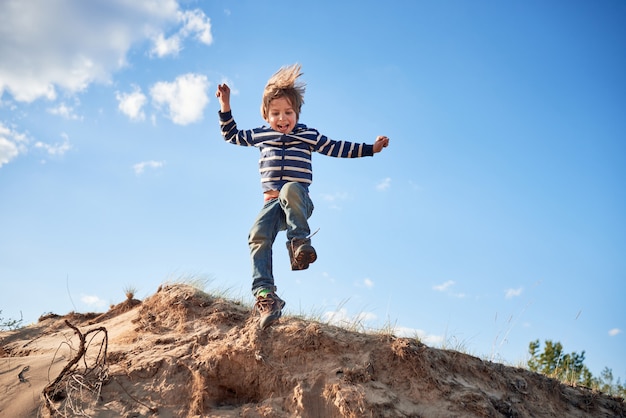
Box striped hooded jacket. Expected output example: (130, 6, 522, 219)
(219, 110, 374, 192)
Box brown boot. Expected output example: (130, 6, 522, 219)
(287, 238, 317, 270)
(254, 289, 286, 330)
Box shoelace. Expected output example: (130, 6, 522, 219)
(254, 295, 275, 314)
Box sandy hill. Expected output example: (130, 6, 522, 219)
(1, 284, 624, 418)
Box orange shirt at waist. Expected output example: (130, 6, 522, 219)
(264, 190, 280, 201)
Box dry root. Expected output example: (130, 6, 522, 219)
(42, 320, 109, 417)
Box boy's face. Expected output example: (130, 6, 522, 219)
(266, 97, 297, 134)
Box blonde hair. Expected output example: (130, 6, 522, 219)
(261, 64, 306, 121)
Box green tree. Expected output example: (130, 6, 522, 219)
(528, 339, 593, 386)
(595, 367, 626, 398)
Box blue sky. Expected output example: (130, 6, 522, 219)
(1, 0, 624, 380)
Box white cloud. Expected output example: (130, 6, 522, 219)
(0, 0, 185, 103)
(150, 73, 209, 125)
(376, 177, 391, 191)
(151, 32, 182, 57)
(116, 86, 147, 121)
(179, 9, 213, 45)
(150, 8, 212, 57)
(608, 328, 622, 337)
(0, 123, 30, 167)
(34, 133, 72, 157)
(0, 137, 19, 167)
(80, 294, 107, 308)
(433, 280, 455, 292)
(505, 287, 523, 299)
(133, 160, 164, 175)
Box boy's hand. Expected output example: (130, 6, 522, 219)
(373, 135, 389, 153)
(216, 83, 231, 113)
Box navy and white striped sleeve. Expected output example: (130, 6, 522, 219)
(218, 110, 257, 147)
(312, 130, 374, 158)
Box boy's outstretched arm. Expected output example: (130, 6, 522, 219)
(216, 83, 231, 113)
(373, 135, 390, 153)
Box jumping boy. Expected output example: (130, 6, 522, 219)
(216, 64, 389, 329)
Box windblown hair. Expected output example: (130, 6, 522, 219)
(261, 64, 306, 121)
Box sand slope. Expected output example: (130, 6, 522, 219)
(1, 284, 624, 417)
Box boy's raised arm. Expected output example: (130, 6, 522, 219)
(216, 83, 231, 113)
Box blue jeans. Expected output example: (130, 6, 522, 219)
(249, 182, 314, 296)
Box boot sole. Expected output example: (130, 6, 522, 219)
(259, 299, 286, 329)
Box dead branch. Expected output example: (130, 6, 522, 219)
(42, 320, 108, 417)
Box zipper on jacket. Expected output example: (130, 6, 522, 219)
(280, 135, 286, 182)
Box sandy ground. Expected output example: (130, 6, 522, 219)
(1, 284, 624, 417)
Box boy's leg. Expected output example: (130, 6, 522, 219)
(249, 199, 287, 329)
(279, 182, 316, 270)
(249, 198, 285, 295)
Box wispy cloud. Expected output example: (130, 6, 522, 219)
(133, 160, 165, 175)
(608, 328, 622, 337)
(505, 287, 523, 299)
(322, 308, 377, 329)
(322, 271, 336, 284)
(432, 280, 466, 298)
(354, 278, 374, 289)
(320, 191, 349, 202)
(433, 280, 455, 292)
(319, 191, 350, 209)
(47, 102, 81, 120)
(392, 326, 444, 345)
(34, 133, 72, 157)
(376, 177, 391, 191)
(150, 73, 209, 125)
(408, 180, 422, 191)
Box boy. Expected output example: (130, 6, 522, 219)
(216, 64, 389, 329)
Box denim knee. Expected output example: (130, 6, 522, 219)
(280, 182, 307, 200)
